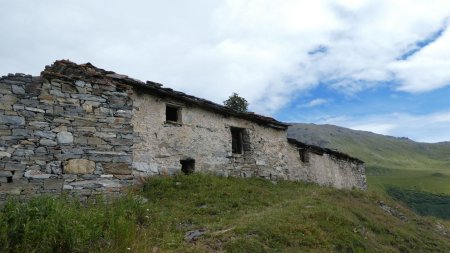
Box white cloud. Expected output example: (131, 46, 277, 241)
(213, 0, 450, 113)
(0, 0, 450, 116)
(319, 111, 450, 143)
(349, 123, 396, 135)
(297, 98, 329, 108)
(390, 26, 450, 92)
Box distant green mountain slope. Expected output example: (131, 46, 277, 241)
(287, 123, 450, 195)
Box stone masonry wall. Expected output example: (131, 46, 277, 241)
(131, 90, 367, 190)
(284, 144, 367, 189)
(305, 152, 366, 189)
(1, 60, 366, 203)
(131, 91, 293, 181)
(0, 68, 134, 202)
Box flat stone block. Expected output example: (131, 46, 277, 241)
(61, 83, 77, 93)
(113, 175, 133, 180)
(86, 137, 105, 145)
(76, 127, 96, 132)
(12, 85, 25, 95)
(63, 184, 74, 190)
(0, 171, 12, 177)
(29, 121, 50, 129)
(0, 95, 17, 110)
(104, 163, 132, 175)
(39, 138, 57, 146)
(57, 131, 73, 144)
(12, 128, 31, 137)
(87, 150, 127, 156)
(4, 162, 26, 171)
(71, 94, 106, 102)
(35, 130, 56, 139)
(24, 170, 52, 179)
(25, 107, 45, 113)
(94, 132, 116, 138)
(52, 125, 68, 133)
(43, 179, 64, 191)
(0, 115, 25, 125)
(64, 159, 95, 174)
(0, 151, 11, 158)
(0, 129, 11, 136)
(98, 179, 122, 188)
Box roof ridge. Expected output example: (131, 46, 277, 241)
(41, 60, 289, 130)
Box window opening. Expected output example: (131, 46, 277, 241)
(231, 127, 244, 154)
(299, 149, 309, 163)
(180, 158, 195, 175)
(7, 176, 13, 183)
(166, 105, 181, 122)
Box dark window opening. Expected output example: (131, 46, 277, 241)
(166, 105, 181, 122)
(299, 149, 309, 163)
(231, 127, 244, 154)
(7, 176, 13, 183)
(180, 158, 195, 175)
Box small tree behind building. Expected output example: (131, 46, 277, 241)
(223, 92, 249, 112)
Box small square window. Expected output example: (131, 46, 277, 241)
(166, 105, 181, 122)
(299, 149, 309, 163)
(180, 158, 195, 175)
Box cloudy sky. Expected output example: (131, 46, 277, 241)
(1, 0, 450, 143)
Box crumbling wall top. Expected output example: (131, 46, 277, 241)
(287, 138, 364, 164)
(41, 60, 289, 130)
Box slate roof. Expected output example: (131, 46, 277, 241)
(287, 138, 364, 164)
(41, 60, 289, 130)
(39, 60, 363, 163)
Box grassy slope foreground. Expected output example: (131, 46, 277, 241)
(1, 174, 449, 252)
(287, 123, 450, 195)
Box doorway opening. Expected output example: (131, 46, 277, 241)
(231, 127, 244, 154)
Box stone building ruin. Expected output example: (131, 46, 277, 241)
(0, 60, 367, 201)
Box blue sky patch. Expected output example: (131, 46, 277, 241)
(308, 45, 328, 55)
(398, 26, 447, 60)
(276, 83, 450, 124)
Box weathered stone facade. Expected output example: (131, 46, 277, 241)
(132, 91, 292, 180)
(0, 60, 366, 202)
(0, 63, 135, 202)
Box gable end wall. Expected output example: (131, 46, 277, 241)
(0, 74, 134, 202)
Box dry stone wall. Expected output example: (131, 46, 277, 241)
(0, 68, 134, 202)
(305, 152, 366, 189)
(284, 144, 367, 189)
(0, 60, 367, 203)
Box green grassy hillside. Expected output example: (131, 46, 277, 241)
(1, 174, 449, 252)
(288, 123, 450, 195)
